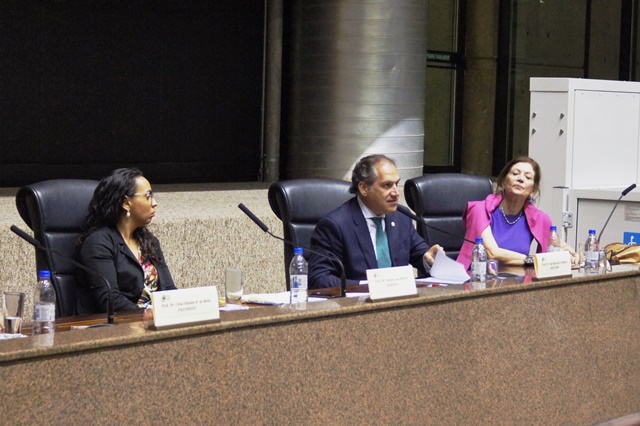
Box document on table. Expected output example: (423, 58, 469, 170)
(0, 333, 27, 340)
(421, 250, 470, 285)
(242, 292, 327, 305)
(219, 303, 249, 311)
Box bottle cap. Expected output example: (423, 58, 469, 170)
(293, 247, 303, 255)
(38, 270, 51, 279)
(589, 229, 596, 234)
(475, 237, 483, 243)
(550, 225, 557, 231)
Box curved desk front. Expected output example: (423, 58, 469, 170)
(1, 266, 640, 425)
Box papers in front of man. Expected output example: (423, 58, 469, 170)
(422, 250, 470, 285)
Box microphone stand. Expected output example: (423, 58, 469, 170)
(10, 225, 115, 326)
(396, 205, 476, 245)
(237, 203, 347, 297)
(597, 183, 637, 244)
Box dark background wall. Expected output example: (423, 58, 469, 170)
(0, 1, 265, 186)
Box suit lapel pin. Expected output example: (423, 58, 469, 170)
(391, 221, 395, 227)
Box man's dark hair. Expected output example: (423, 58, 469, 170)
(349, 154, 396, 194)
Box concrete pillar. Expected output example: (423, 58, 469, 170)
(286, 0, 427, 181)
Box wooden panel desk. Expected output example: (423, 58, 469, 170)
(2, 266, 640, 425)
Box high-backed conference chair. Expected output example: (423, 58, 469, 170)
(16, 179, 98, 317)
(404, 173, 493, 259)
(268, 179, 352, 289)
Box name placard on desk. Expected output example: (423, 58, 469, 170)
(366, 265, 417, 302)
(534, 251, 572, 279)
(151, 286, 220, 330)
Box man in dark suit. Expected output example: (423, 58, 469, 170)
(309, 154, 442, 289)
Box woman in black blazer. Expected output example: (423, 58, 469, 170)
(77, 168, 177, 314)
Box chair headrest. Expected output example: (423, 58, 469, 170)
(16, 179, 99, 231)
(405, 173, 493, 216)
(268, 178, 352, 223)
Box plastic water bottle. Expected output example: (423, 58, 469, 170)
(547, 225, 562, 252)
(289, 247, 308, 304)
(33, 270, 56, 335)
(584, 229, 599, 274)
(471, 237, 487, 289)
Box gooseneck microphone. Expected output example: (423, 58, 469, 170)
(10, 225, 115, 326)
(396, 204, 475, 245)
(597, 183, 637, 244)
(238, 203, 347, 297)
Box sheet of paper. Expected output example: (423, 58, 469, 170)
(219, 304, 250, 311)
(426, 250, 470, 285)
(242, 292, 327, 305)
(0, 333, 27, 340)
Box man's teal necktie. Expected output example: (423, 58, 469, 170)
(372, 217, 392, 268)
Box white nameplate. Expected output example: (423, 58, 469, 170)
(151, 286, 220, 329)
(366, 265, 417, 302)
(534, 251, 572, 279)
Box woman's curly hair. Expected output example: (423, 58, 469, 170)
(78, 168, 162, 264)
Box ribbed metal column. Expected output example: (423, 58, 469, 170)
(286, 0, 427, 181)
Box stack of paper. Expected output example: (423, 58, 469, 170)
(422, 250, 470, 285)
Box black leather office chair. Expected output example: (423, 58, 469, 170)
(268, 179, 353, 289)
(16, 179, 98, 317)
(404, 173, 493, 259)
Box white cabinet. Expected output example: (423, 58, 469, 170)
(528, 78, 640, 248)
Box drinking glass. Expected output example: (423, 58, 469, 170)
(2, 292, 25, 334)
(598, 249, 611, 273)
(225, 269, 244, 305)
(487, 259, 499, 279)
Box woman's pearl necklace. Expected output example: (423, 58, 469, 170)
(500, 207, 524, 225)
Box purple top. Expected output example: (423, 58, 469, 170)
(456, 194, 552, 269)
(490, 208, 533, 255)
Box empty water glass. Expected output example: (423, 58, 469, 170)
(2, 292, 25, 334)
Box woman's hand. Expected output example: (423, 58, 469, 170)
(568, 249, 580, 267)
(560, 242, 581, 267)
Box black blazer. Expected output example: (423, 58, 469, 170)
(76, 226, 177, 314)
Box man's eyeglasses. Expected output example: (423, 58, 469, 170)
(129, 191, 156, 202)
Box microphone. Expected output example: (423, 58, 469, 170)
(237, 203, 347, 297)
(396, 204, 475, 245)
(622, 183, 637, 196)
(597, 183, 637, 243)
(238, 203, 269, 233)
(10, 225, 115, 327)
